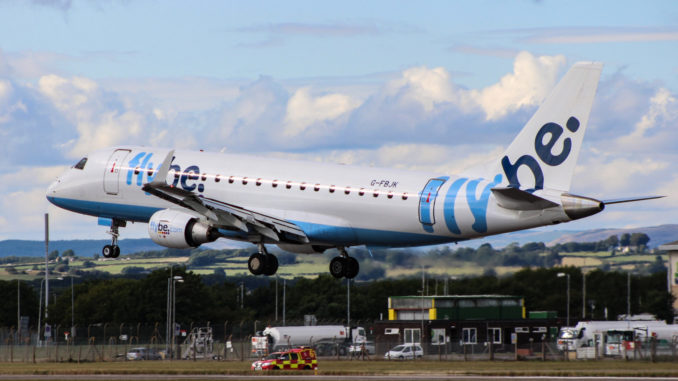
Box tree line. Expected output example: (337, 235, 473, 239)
(1, 265, 672, 332)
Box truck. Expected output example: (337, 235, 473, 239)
(252, 325, 368, 356)
(557, 320, 677, 357)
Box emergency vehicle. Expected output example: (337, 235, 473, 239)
(251, 347, 318, 371)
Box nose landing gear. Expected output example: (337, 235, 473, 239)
(329, 248, 359, 279)
(247, 243, 279, 276)
(102, 219, 125, 258)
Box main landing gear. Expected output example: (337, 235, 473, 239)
(329, 248, 359, 279)
(102, 219, 125, 259)
(247, 243, 279, 276)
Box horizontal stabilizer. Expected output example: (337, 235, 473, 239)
(491, 187, 559, 210)
(603, 195, 665, 205)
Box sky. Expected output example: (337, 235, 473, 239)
(0, 0, 677, 243)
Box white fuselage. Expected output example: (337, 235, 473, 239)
(47, 146, 573, 250)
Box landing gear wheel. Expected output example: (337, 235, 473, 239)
(329, 257, 346, 279)
(263, 254, 279, 276)
(112, 245, 121, 258)
(248, 253, 266, 275)
(345, 256, 359, 279)
(102, 245, 113, 258)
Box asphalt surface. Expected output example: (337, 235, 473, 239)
(0, 375, 677, 381)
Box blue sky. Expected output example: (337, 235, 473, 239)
(0, 0, 677, 243)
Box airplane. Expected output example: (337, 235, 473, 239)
(46, 62, 662, 279)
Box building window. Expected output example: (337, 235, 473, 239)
(404, 328, 421, 344)
(431, 328, 446, 346)
(462, 328, 477, 344)
(488, 328, 502, 344)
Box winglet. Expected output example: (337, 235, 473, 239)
(150, 149, 175, 186)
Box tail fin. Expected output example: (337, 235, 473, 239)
(497, 62, 603, 192)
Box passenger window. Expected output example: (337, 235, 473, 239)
(402, 192, 408, 200)
(215, 175, 221, 183)
(286, 181, 292, 189)
(290, 353, 298, 361)
(134, 167, 141, 175)
(344, 186, 351, 195)
(300, 182, 307, 191)
(228, 176, 234, 184)
(201, 173, 207, 181)
(387, 191, 394, 199)
(272, 180, 278, 188)
(373, 190, 379, 197)
(73, 157, 88, 170)
(329, 185, 335, 193)
(359, 188, 365, 196)
(242, 177, 248, 185)
(314, 184, 320, 192)
(256, 178, 262, 186)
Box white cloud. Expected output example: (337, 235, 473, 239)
(283, 87, 360, 136)
(385, 66, 458, 112)
(470, 51, 566, 120)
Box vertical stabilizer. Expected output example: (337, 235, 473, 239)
(497, 62, 603, 192)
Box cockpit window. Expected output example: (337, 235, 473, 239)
(74, 157, 88, 170)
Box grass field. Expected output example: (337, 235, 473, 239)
(0, 250, 666, 281)
(0, 359, 677, 378)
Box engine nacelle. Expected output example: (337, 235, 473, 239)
(148, 209, 218, 249)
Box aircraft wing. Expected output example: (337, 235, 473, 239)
(141, 150, 309, 244)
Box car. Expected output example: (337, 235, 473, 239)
(126, 347, 162, 360)
(384, 343, 424, 360)
(251, 347, 318, 371)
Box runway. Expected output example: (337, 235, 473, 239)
(0, 375, 677, 381)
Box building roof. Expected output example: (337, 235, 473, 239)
(659, 241, 678, 251)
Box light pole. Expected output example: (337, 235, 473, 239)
(172, 275, 183, 359)
(626, 272, 631, 320)
(346, 277, 350, 327)
(582, 272, 586, 319)
(557, 272, 570, 326)
(37, 276, 63, 346)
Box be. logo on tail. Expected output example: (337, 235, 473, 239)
(501, 116, 579, 191)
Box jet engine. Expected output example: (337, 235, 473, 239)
(148, 209, 218, 249)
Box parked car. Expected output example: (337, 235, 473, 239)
(126, 347, 162, 360)
(251, 347, 318, 371)
(384, 343, 423, 360)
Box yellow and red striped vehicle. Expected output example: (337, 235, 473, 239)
(251, 347, 318, 371)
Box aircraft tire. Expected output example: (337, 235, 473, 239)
(329, 256, 345, 278)
(112, 245, 121, 258)
(345, 257, 359, 279)
(102, 245, 113, 258)
(263, 254, 278, 276)
(248, 253, 266, 275)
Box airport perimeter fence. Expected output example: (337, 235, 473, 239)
(1, 323, 677, 363)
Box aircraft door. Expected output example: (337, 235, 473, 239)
(418, 178, 447, 232)
(103, 149, 131, 195)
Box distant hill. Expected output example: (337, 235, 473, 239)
(1, 224, 676, 258)
(547, 224, 678, 248)
(0, 239, 162, 258)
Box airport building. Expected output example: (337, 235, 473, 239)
(658, 241, 678, 315)
(375, 294, 562, 351)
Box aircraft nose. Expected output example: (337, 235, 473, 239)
(46, 177, 61, 201)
